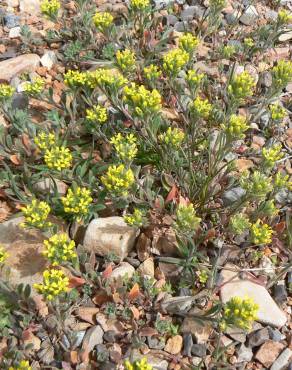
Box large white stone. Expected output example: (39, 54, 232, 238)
(19, 0, 40, 15)
(40, 51, 57, 70)
(240, 5, 258, 26)
(219, 264, 287, 328)
(0, 54, 40, 82)
(110, 262, 135, 281)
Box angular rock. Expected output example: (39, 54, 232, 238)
(237, 344, 253, 363)
(34, 178, 68, 196)
(19, 0, 40, 15)
(182, 333, 193, 357)
(240, 5, 258, 25)
(109, 262, 135, 281)
(222, 187, 246, 206)
(83, 217, 138, 261)
(9, 27, 21, 38)
(273, 281, 287, 305)
(191, 343, 206, 357)
(248, 327, 269, 347)
(40, 51, 57, 70)
(81, 325, 104, 354)
(0, 54, 40, 82)
(147, 337, 165, 350)
(4, 14, 20, 28)
(225, 327, 246, 343)
(181, 315, 213, 344)
(137, 258, 154, 277)
(255, 340, 285, 368)
(164, 335, 183, 355)
(279, 30, 292, 42)
(270, 348, 292, 370)
(268, 327, 284, 342)
(219, 264, 287, 328)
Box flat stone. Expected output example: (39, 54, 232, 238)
(255, 340, 285, 368)
(81, 325, 104, 353)
(181, 313, 213, 344)
(164, 335, 183, 355)
(182, 333, 193, 356)
(191, 343, 206, 357)
(137, 258, 154, 277)
(40, 51, 57, 70)
(225, 327, 246, 343)
(279, 30, 292, 42)
(237, 344, 253, 363)
(109, 262, 135, 281)
(248, 327, 269, 347)
(19, 0, 40, 15)
(9, 27, 21, 38)
(4, 14, 20, 28)
(34, 178, 68, 196)
(219, 264, 287, 328)
(83, 217, 138, 261)
(240, 5, 258, 25)
(0, 54, 40, 82)
(270, 348, 292, 370)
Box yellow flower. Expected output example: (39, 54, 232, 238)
(278, 9, 292, 24)
(269, 103, 286, 121)
(224, 114, 249, 138)
(34, 131, 56, 151)
(87, 69, 128, 90)
(43, 233, 77, 266)
(61, 187, 92, 220)
(274, 172, 290, 189)
(186, 70, 204, 90)
(21, 199, 52, 229)
(116, 49, 136, 72)
(159, 127, 185, 148)
(0, 245, 8, 264)
(86, 105, 108, 123)
(250, 220, 273, 245)
(175, 203, 201, 234)
(129, 0, 150, 11)
(64, 70, 88, 88)
(179, 33, 200, 54)
(23, 77, 45, 96)
(33, 269, 69, 301)
(228, 71, 255, 100)
(0, 84, 15, 100)
(101, 164, 134, 196)
(93, 11, 113, 32)
(8, 360, 32, 370)
(110, 133, 138, 161)
(124, 208, 145, 227)
(220, 44, 236, 58)
(240, 171, 272, 199)
(191, 96, 212, 119)
(124, 358, 153, 370)
(272, 60, 292, 89)
(144, 64, 162, 81)
(163, 48, 189, 76)
(40, 0, 60, 18)
(262, 144, 283, 167)
(210, 0, 226, 10)
(229, 214, 251, 235)
(44, 146, 72, 171)
(244, 38, 254, 48)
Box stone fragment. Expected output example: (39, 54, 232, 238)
(279, 30, 292, 42)
(222, 187, 246, 206)
(225, 327, 246, 343)
(270, 348, 292, 370)
(240, 5, 258, 25)
(137, 258, 154, 277)
(0, 54, 40, 82)
(248, 327, 269, 347)
(237, 344, 253, 363)
(147, 337, 165, 350)
(273, 281, 287, 305)
(40, 51, 57, 70)
(19, 0, 40, 15)
(109, 262, 135, 281)
(181, 315, 213, 344)
(9, 27, 21, 38)
(34, 178, 68, 196)
(164, 335, 183, 355)
(191, 344, 206, 357)
(4, 14, 20, 28)
(131, 349, 168, 370)
(81, 325, 104, 354)
(255, 341, 285, 368)
(83, 217, 138, 261)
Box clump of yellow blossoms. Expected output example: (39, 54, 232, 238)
(274, 172, 291, 189)
(110, 133, 138, 161)
(163, 48, 189, 76)
(221, 296, 258, 331)
(88, 68, 128, 90)
(179, 33, 199, 54)
(0, 84, 15, 100)
(34, 269, 69, 301)
(224, 114, 249, 138)
(159, 127, 185, 148)
(191, 96, 212, 119)
(272, 60, 292, 89)
(123, 83, 161, 118)
(64, 70, 88, 88)
(21, 199, 52, 229)
(23, 77, 45, 96)
(86, 105, 107, 124)
(262, 144, 283, 168)
(124, 208, 145, 227)
(221, 45, 236, 58)
(0, 245, 8, 264)
(259, 199, 278, 217)
(250, 220, 273, 245)
(34, 131, 56, 151)
(61, 187, 92, 220)
(228, 71, 255, 100)
(9, 360, 32, 370)
(93, 11, 113, 32)
(240, 171, 272, 199)
(186, 70, 204, 90)
(277, 9, 292, 24)
(175, 203, 201, 234)
(43, 233, 77, 266)
(229, 213, 251, 235)
(116, 49, 136, 72)
(144, 65, 162, 81)
(124, 358, 152, 370)
(269, 103, 286, 121)
(40, 0, 60, 18)
(244, 38, 254, 48)
(101, 164, 134, 196)
(44, 146, 72, 171)
(129, 0, 150, 12)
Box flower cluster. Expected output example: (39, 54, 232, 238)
(251, 220, 273, 245)
(0, 84, 15, 100)
(221, 296, 258, 331)
(243, 38, 254, 48)
(191, 96, 212, 119)
(277, 9, 292, 24)
(40, 0, 60, 18)
(43, 233, 77, 266)
(116, 49, 136, 72)
(210, 0, 226, 10)
(240, 171, 272, 199)
(228, 71, 255, 100)
(229, 213, 251, 235)
(34, 269, 69, 301)
(186, 70, 204, 90)
(21, 199, 52, 229)
(259, 199, 278, 217)
(159, 127, 185, 148)
(269, 103, 286, 121)
(23, 77, 45, 96)
(272, 60, 292, 89)
(274, 172, 290, 189)
(8, 361, 32, 370)
(123, 83, 162, 118)
(0, 245, 8, 264)
(129, 0, 150, 12)
(110, 133, 138, 161)
(221, 45, 236, 58)
(101, 164, 135, 196)
(64, 70, 88, 89)
(262, 144, 283, 168)
(162, 48, 189, 76)
(124, 208, 145, 227)
(93, 11, 113, 32)
(175, 203, 201, 234)
(124, 358, 152, 370)
(44, 146, 73, 171)
(179, 33, 199, 54)
(34, 131, 56, 151)
(144, 64, 162, 81)
(86, 105, 108, 124)
(224, 114, 249, 138)
(89, 68, 128, 90)
(61, 187, 92, 220)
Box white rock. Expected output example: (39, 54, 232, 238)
(137, 258, 154, 277)
(40, 51, 57, 70)
(83, 217, 139, 261)
(81, 325, 104, 353)
(279, 30, 292, 42)
(7, 0, 19, 7)
(270, 348, 292, 370)
(219, 264, 287, 328)
(9, 27, 21, 38)
(19, 0, 40, 15)
(240, 5, 258, 26)
(110, 262, 135, 281)
(0, 54, 40, 82)
(237, 344, 253, 363)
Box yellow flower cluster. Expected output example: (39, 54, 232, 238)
(191, 96, 212, 119)
(123, 83, 162, 117)
(34, 131, 56, 151)
(0, 84, 15, 100)
(272, 60, 292, 89)
(44, 146, 72, 171)
(86, 105, 108, 123)
(61, 187, 92, 220)
(240, 171, 272, 199)
(251, 220, 273, 245)
(179, 33, 199, 54)
(88, 68, 128, 90)
(130, 0, 150, 11)
(124, 358, 152, 370)
(93, 11, 114, 32)
(124, 208, 144, 227)
(262, 144, 283, 167)
(260, 199, 278, 217)
(43, 233, 77, 266)
(163, 48, 189, 76)
(175, 203, 201, 234)
(144, 64, 162, 81)
(244, 38, 254, 48)
(224, 114, 249, 138)
(34, 269, 69, 301)
(0, 245, 8, 264)
(159, 127, 185, 148)
(64, 70, 88, 88)
(221, 45, 236, 58)
(110, 133, 138, 161)
(116, 49, 136, 72)
(23, 77, 45, 96)
(269, 103, 286, 121)
(21, 199, 52, 229)
(186, 70, 204, 89)
(210, 0, 226, 10)
(221, 296, 258, 331)
(278, 9, 292, 24)
(228, 71, 255, 100)
(40, 0, 60, 17)
(8, 360, 32, 370)
(101, 164, 134, 196)
(229, 213, 251, 235)
(274, 172, 290, 189)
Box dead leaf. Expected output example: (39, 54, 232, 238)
(22, 134, 31, 150)
(68, 276, 85, 288)
(139, 327, 158, 337)
(10, 154, 21, 165)
(75, 307, 99, 325)
(32, 295, 48, 318)
(235, 158, 254, 171)
(102, 264, 113, 279)
(165, 184, 178, 205)
(130, 306, 140, 320)
(92, 291, 112, 306)
(128, 283, 140, 301)
(0, 201, 11, 222)
(275, 221, 286, 234)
